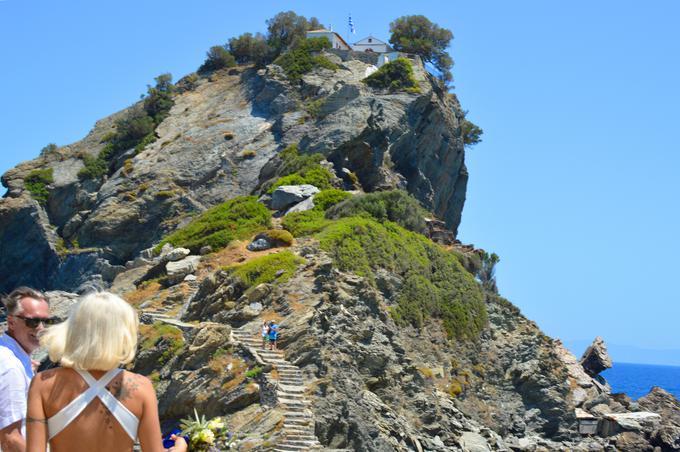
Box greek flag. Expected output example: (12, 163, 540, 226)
(349, 14, 355, 34)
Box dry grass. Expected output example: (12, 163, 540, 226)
(124, 281, 162, 307)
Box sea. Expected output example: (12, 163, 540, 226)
(602, 362, 680, 400)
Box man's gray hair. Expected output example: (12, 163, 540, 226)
(2, 286, 48, 316)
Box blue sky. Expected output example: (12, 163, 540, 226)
(1, 1, 678, 363)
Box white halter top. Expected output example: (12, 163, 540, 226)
(47, 368, 139, 441)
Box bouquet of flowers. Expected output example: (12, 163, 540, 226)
(180, 409, 236, 451)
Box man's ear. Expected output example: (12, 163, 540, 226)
(6, 315, 16, 333)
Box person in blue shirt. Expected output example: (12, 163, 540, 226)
(268, 322, 279, 350)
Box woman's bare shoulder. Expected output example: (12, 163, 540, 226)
(112, 370, 155, 402)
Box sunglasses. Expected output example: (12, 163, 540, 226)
(14, 315, 60, 329)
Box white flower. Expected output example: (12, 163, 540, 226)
(207, 417, 225, 431)
(195, 428, 215, 445)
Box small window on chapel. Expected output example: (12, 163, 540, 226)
(368, 38, 372, 43)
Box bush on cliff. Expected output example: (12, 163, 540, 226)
(198, 46, 237, 74)
(24, 168, 53, 205)
(317, 216, 486, 340)
(274, 37, 337, 82)
(267, 144, 334, 193)
(312, 189, 352, 211)
(282, 210, 329, 237)
(79, 75, 174, 180)
(155, 196, 271, 254)
(326, 190, 428, 234)
(363, 58, 420, 93)
(229, 32, 272, 66)
(227, 251, 304, 288)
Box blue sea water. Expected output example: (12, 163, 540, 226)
(602, 362, 680, 400)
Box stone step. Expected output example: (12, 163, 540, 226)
(282, 428, 315, 435)
(283, 411, 312, 418)
(278, 393, 305, 399)
(280, 400, 310, 408)
(278, 384, 305, 393)
(283, 434, 319, 441)
(279, 440, 321, 447)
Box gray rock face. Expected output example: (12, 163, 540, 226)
(580, 336, 613, 376)
(270, 184, 320, 210)
(1, 53, 471, 293)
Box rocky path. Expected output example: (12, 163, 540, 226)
(232, 327, 322, 452)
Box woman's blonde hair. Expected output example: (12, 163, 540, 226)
(41, 292, 138, 370)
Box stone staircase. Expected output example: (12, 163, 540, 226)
(232, 327, 322, 452)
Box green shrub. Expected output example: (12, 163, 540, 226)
(229, 32, 272, 66)
(282, 210, 330, 237)
(317, 217, 486, 340)
(198, 46, 237, 74)
(306, 98, 326, 119)
(227, 251, 304, 288)
(274, 37, 337, 82)
(79, 75, 173, 180)
(461, 117, 483, 146)
(245, 366, 263, 379)
(267, 145, 334, 193)
(40, 143, 58, 155)
(144, 73, 175, 124)
(24, 168, 53, 205)
(326, 190, 428, 234)
(312, 189, 352, 211)
(261, 229, 294, 246)
(134, 133, 157, 155)
(154, 190, 176, 199)
(139, 322, 185, 364)
(78, 152, 109, 180)
(278, 143, 324, 176)
(155, 196, 271, 253)
(448, 380, 463, 397)
(363, 58, 420, 93)
(268, 166, 333, 193)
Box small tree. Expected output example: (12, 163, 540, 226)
(266, 11, 323, 56)
(198, 46, 236, 74)
(39, 143, 58, 155)
(389, 15, 454, 84)
(461, 117, 483, 147)
(477, 251, 499, 293)
(144, 73, 175, 124)
(229, 32, 272, 66)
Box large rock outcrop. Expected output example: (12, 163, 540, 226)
(1, 51, 469, 293)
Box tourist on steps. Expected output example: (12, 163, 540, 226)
(268, 321, 279, 350)
(25, 292, 187, 452)
(261, 320, 269, 349)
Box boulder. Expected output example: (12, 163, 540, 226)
(166, 255, 201, 284)
(285, 195, 316, 214)
(270, 184, 319, 210)
(580, 336, 612, 376)
(246, 238, 271, 251)
(599, 412, 661, 436)
(162, 247, 190, 262)
(459, 432, 491, 452)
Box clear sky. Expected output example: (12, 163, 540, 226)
(1, 1, 678, 362)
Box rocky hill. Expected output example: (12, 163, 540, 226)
(2, 46, 679, 452)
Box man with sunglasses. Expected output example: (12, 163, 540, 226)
(0, 286, 51, 452)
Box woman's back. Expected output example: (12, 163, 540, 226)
(29, 367, 159, 452)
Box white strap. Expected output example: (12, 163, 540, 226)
(47, 369, 138, 441)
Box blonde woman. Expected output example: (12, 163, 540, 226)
(25, 292, 187, 452)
